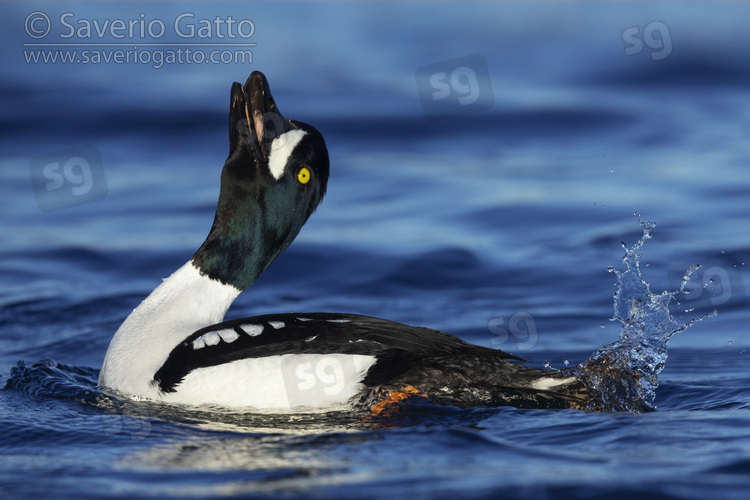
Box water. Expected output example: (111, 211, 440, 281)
(3, 2, 750, 499)
(577, 220, 716, 413)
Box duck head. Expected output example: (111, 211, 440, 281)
(192, 71, 330, 291)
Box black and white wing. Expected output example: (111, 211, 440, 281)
(153, 312, 525, 394)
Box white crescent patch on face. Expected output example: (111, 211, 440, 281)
(268, 129, 308, 180)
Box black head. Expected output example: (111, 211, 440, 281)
(193, 71, 330, 290)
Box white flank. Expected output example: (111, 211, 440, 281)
(99, 261, 241, 399)
(162, 353, 377, 410)
(267, 129, 307, 180)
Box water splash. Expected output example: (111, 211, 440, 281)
(576, 220, 716, 412)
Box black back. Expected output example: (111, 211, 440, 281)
(153, 313, 525, 393)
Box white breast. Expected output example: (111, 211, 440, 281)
(99, 261, 241, 399)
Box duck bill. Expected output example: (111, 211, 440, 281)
(228, 71, 295, 161)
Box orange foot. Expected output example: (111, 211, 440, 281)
(368, 384, 429, 418)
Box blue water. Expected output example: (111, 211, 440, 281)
(3, 1, 750, 498)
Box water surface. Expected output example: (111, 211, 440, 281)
(2, 2, 750, 499)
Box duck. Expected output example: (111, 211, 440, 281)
(99, 71, 591, 412)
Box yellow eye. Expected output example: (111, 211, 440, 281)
(297, 167, 311, 184)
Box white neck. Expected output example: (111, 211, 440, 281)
(99, 261, 241, 398)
